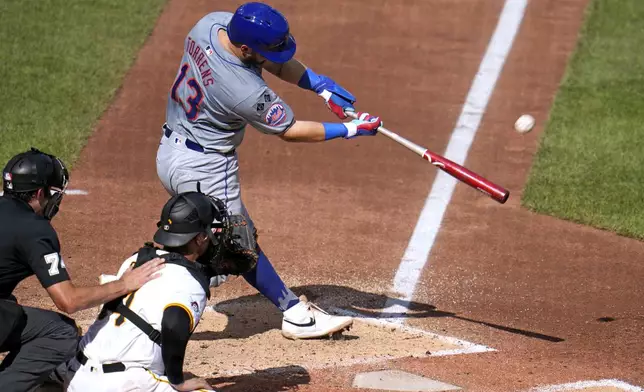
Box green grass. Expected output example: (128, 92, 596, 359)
(522, 0, 644, 239)
(0, 0, 166, 168)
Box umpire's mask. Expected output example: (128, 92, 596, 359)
(2, 147, 69, 220)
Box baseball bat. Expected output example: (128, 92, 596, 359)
(345, 111, 510, 204)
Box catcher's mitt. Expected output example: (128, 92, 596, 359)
(216, 214, 259, 275)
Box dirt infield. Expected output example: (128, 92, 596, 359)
(11, 0, 644, 391)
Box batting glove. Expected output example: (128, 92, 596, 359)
(344, 112, 382, 139)
(319, 88, 355, 119)
(298, 70, 356, 119)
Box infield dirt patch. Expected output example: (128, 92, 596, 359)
(188, 310, 460, 377)
(9, 0, 644, 391)
(182, 288, 467, 378)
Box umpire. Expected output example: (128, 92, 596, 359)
(0, 148, 164, 391)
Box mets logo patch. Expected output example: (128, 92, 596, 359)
(265, 103, 287, 126)
(191, 301, 199, 314)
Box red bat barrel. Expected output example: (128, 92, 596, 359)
(422, 150, 509, 204)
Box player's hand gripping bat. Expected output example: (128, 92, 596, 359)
(345, 111, 509, 204)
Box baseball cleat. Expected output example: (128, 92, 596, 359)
(281, 295, 353, 340)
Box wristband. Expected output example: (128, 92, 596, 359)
(297, 68, 322, 91)
(322, 123, 348, 140)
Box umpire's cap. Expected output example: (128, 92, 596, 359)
(3, 148, 69, 193)
(227, 2, 296, 64)
(154, 192, 227, 248)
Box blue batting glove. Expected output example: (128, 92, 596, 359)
(298, 69, 356, 119)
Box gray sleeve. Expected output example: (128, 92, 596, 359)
(232, 87, 295, 135)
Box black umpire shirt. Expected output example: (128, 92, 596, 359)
(0, 195, 70, 299)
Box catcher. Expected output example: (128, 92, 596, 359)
(65, 191, 258, 392)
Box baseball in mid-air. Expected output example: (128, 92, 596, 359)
(514, 114, 535, 134)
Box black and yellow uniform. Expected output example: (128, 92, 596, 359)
(66, 193, 225, 391)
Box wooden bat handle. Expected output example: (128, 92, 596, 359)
(345, 111, 426, 156)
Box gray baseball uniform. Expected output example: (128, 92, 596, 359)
(156, 12, 296, 287)
(158, 11, 294, 199)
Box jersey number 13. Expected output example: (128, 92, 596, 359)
(171, 63, 203, 121)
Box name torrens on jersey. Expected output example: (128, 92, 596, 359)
(186, 36, 215, 86)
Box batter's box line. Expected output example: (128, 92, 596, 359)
(329, 306, 495, 357)
(213, 344, 487, 379)
(212, 350, 468, 378)
(210, 309, 495, 378)
(528, 379, 643, 391)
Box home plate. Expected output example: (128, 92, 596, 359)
(353, 370, 462, 391)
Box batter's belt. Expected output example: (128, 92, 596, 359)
(163, 124, 235, 155)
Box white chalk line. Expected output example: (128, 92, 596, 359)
(64, 189, 89, 195)
(382, 0, 529, 322)
(215, 343, 488, 378)
(213, 353, 439, 378)
(331, 307, 494, 356)
(528, 379, 644, 391)
(212, 354, 410, 377)
(207, 307, 494, 378)
(0, 189, 88, 196)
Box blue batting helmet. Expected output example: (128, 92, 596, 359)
(227, 2, 296, 64)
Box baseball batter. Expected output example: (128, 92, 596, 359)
(156, 2, 382, 339)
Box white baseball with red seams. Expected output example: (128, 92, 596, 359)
(515, 114, 535, 133)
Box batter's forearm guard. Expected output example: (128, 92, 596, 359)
(297, 68, 321, 90)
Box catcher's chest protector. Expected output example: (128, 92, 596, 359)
(135, 243, 210, 295)
(99, 244, 211, 345)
